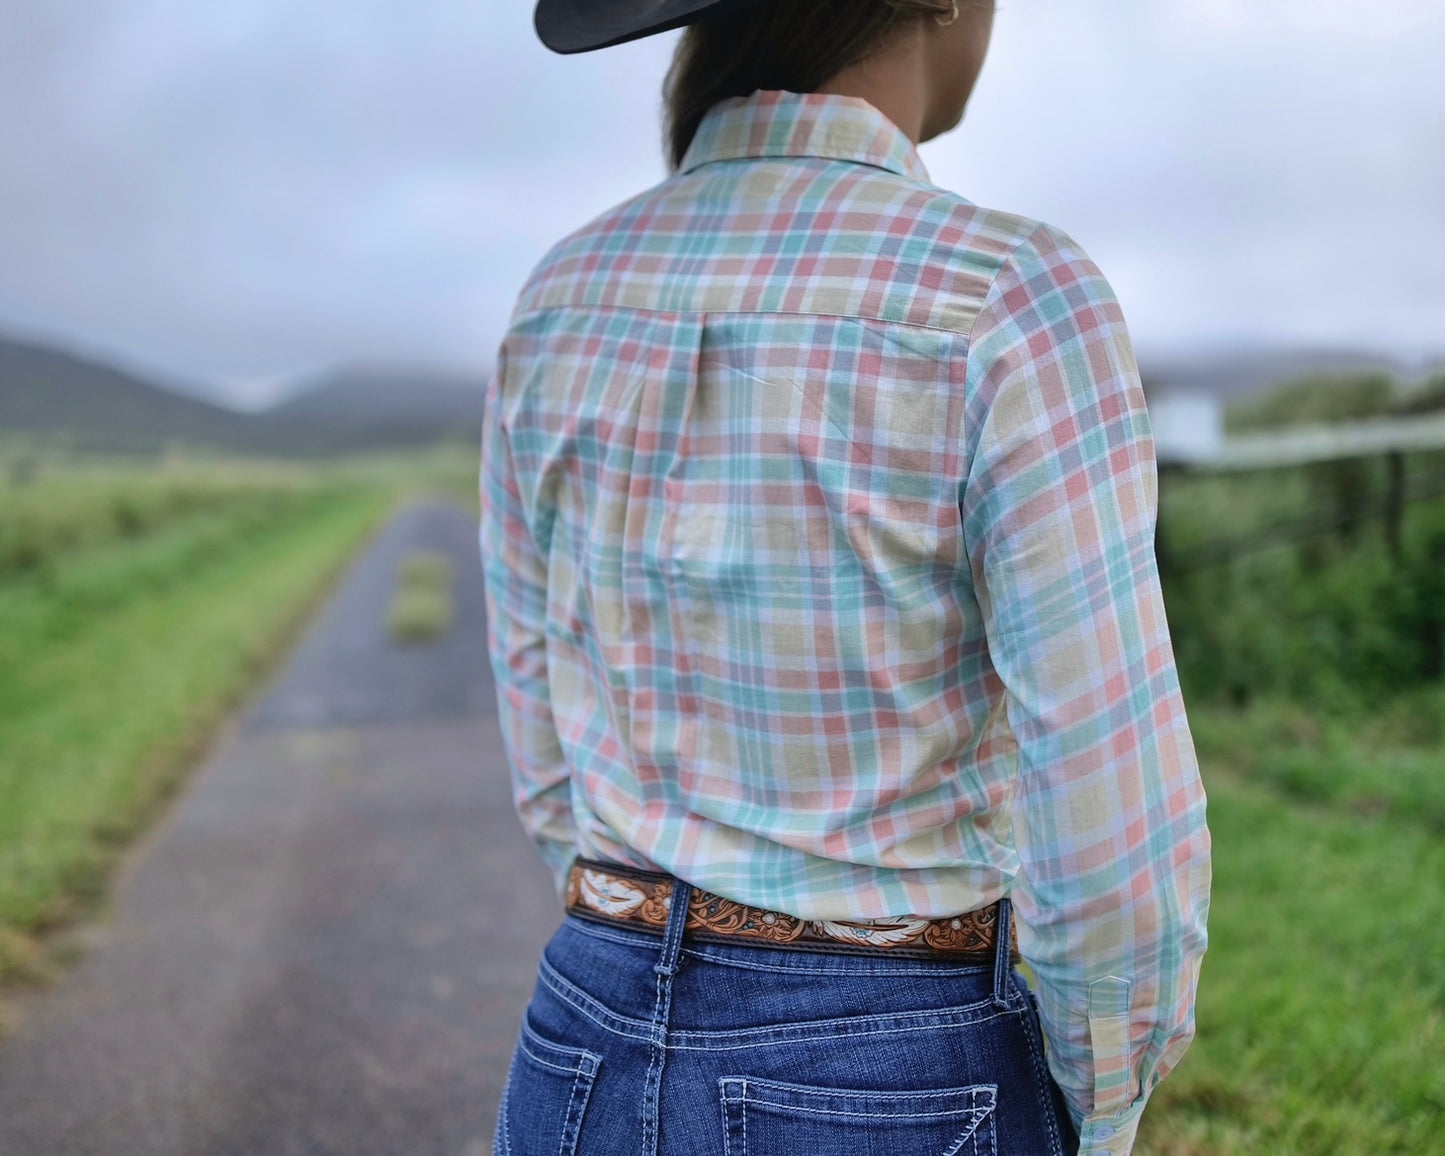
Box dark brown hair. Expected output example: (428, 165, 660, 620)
(662, 0, 953, 173)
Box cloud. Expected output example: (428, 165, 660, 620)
(0, 1, 1439, 406)
(923, 0, 1445, 362)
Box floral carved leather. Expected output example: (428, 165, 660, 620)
(565, 857, 1020, 962)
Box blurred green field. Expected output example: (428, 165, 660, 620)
(1, 383, 1442, 1153)
(1137, 759, 1443, 1155)
(1134, 434, 1445, 1153)
(0, 439, 478, 1003)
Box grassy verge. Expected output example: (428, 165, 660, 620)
(1134, 758, 1444, 1154)
(1188, 689, 1445, 833)
(0, 479, 399, 1000)
(0, 457, 321, 576)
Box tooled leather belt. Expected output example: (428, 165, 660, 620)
(565, 856, 1021, 964)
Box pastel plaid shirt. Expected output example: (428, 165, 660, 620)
(479, 88, 1211, 1155)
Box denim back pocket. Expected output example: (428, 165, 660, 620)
(719, 1075, 997, 1156)
(494, 1018, 602, 1156)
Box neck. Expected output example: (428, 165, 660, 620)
(814, 22, 931, 144)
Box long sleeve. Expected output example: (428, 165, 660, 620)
(478, 351, 579, 899)
(959, 223, 1213, 1155)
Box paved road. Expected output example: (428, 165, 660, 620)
(0, 498, 561, 1156)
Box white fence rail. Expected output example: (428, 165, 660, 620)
(1158, 410, 1445, 471)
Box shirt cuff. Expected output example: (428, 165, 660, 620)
(1077, 1099, 1145, 1156)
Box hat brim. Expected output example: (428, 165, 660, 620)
(534, 0, 771, 54)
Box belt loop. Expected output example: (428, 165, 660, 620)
(641, 874, 692, 1156)
(655, 874, 691, 979)
(991, 897, 1013, 1009)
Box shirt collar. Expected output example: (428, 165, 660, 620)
(677, 89, 932, 184)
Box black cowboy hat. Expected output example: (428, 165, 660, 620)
(534, 0, 773, 54)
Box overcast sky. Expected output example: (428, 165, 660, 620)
(1, 0, 1441, 409)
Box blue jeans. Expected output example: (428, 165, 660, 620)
(493, 884, 1081, 1155)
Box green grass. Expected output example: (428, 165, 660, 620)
(1147, 439, 1445, 1151)
(0, 470, 400, 992)
(0, 440, 480, 1015)
(1136, 761, 1444, 1155)
(0, 455, 321, 577)
(1160, 478, 1445, 710)
(0, 438, 478, 1005)
(1188, 689, 1445, 834)
(1, 431, 1439, 1153)
(1132, 687, 1445, 1153)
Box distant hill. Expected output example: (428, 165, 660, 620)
(0, 334, 487, 457)
(7, 328, 1441, 459)
(256, 366, 485, 451)
(0, 335, 259, 455)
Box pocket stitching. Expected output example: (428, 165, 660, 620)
(740, 1100, 993, 1124)
(945, 1093, 998, 1156)
(518, 1018, 602, 1077)
(721, 1075, 996, 1106)
(497, 1048, 517, 1156)
(719, 1077, 746, 1156)
(517, 1034, 590, 1077)
(1018, 999, 1066, 1156)
(510, 1020, 603, 1156)
(559, 1065, 598, 1156)
(720, 1076, 997, 1153)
